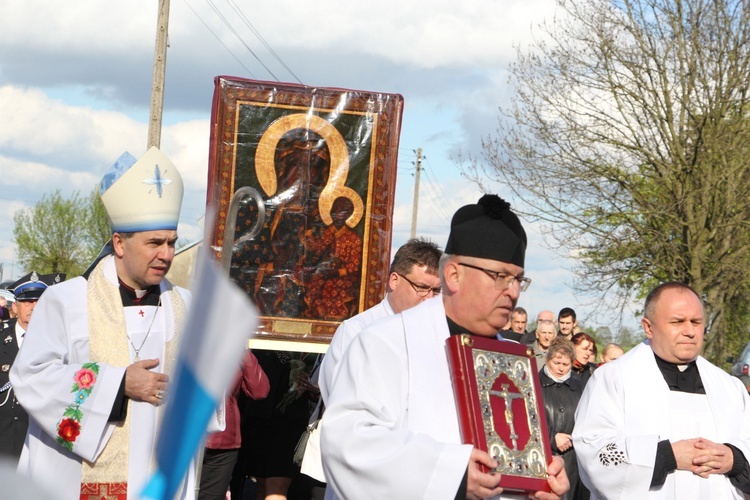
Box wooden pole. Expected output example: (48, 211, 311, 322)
(410, 148, 423, 239)
(147, 0, 170, 149)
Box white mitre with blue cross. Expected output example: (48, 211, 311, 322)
(99, 146, 184, 233)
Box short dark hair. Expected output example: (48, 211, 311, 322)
(643, 282, 702, 320)
(512, 307, 527, 318)
(389, 238, 442, 276)
(558, 307, 576, 321)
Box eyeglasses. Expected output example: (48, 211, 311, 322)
(457, 262, 532, 292)
(397, 273, 442, 297)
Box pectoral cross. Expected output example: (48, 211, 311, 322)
(490, 383, 524, 450)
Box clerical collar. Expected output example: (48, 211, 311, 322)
(118, 279, 160, 307)
(653, 352, 705, 394)
(447, 316, 474, 336)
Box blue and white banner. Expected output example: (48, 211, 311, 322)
(141, 247, 257, 500)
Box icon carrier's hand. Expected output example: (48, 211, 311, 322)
(125, 358, 169, 406)
(466, 448, 504, 500)
(529, 455, 570, 500)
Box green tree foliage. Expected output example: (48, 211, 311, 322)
(13, 189, 111, 277)
(83, 189, 113, 258)
(584, 324, 641, 358)
(468, 0, 750, 364)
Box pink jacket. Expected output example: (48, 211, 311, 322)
(205, 350, 270, 449)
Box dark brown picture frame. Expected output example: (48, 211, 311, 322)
(206, 76, 403, 352)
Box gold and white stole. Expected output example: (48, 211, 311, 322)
(81, 258, 186, 485)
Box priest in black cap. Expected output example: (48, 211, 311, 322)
(0, 271, 64, 459)
(321, 195, 569, 500)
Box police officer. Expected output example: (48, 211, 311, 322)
(0, 272, 64, 459)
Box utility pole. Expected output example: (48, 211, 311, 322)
(410, 148, 423, 239)
(147, 0, 170, 149)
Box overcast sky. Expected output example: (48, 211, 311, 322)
(0, 0, 639, 330)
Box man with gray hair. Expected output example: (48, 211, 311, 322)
(519, 309, 556, 345)
(0, 272, 64, 460)
(322, 194, 568, 499)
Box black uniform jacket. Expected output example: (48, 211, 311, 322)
(0, 318, 29, 459)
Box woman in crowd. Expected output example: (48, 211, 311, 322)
(200, 350, 270, 500)
(242, 350, 318, 500)
(539, 337, 585, 499)
(570, 332, 597, 386)
(599, 342, 624, 364)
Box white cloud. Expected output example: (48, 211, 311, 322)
(0, 1, 559, 75)
(211, 0, 559, 68)
(0, 85, 144, 164)
(0, 0, 630, 331)
(161, 119, 211, 192)
(1, 1, 153, 53)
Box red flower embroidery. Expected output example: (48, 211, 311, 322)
(73, 368, 96, 389)
(58, 418, 81, 442)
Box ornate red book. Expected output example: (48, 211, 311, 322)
(446, 334, 552, 493)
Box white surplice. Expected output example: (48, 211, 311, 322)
(318, 296, 394, 403)
(10, 255, 194, 500)
(572, 341, 750, 499)
(321, 296, 532, 500)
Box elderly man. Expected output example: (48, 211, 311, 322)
(573, 282, 750, 498)
(321, 195, 568, 500)
(0, 272, 63, 459)
(318, 237, 442, 402)
(11, 147, 194, 499)
(519, 310, 554, 345)
(531, 320, 557, 363)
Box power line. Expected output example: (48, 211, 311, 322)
(420, 157, 453, 222)
(423, 164, 452, 207)
(200, 0, 280, 80)
(183, 0, 258, 78)
(224, 0, 303, 84)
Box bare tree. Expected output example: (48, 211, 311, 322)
(470, 0, 750, 364)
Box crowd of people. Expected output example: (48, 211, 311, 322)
(1, 148, 749, 500)
(497, 306, 624, 499)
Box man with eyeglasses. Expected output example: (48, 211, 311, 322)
(300, 238, 441, 490)
(321, 194, 569, 500)
(318, 237, 442, 402)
